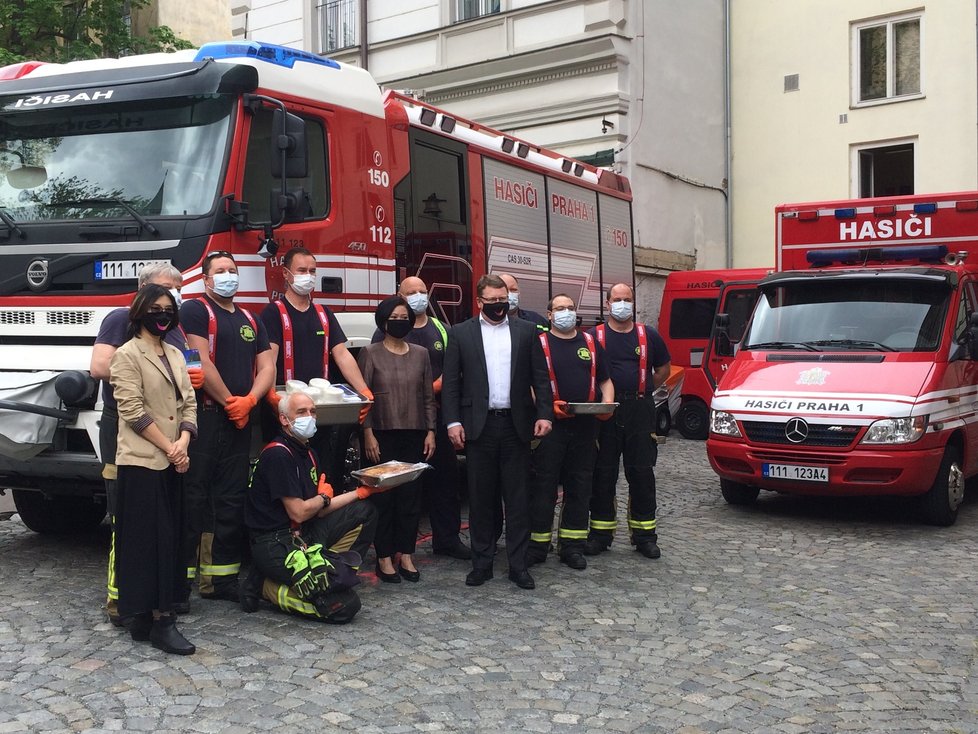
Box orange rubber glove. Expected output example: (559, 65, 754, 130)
(225, 394, 257, 429)
(359, 386, 374, 424)
(596, 403, 616, 422)
(355, 483, 393, 500)
(432, 376, 443, 395)
(317, 474, 334, 500)
(265, 386, 282, 410)
(553, 400, 573, 420)
(187, 367, 205, 390)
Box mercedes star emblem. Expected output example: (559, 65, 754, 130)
(784, 417, 809, 443)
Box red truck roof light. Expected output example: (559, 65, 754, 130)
(797, 210, 819, 221)
(956, 200, 978, 212)
(873, 205, 896, 216)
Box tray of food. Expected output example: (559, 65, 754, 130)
(351, 461, 431, 489)
(564, 402, 620, 415)
(275, 381, 372, 426)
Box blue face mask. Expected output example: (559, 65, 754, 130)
(551, 310, 577, 331)
(291, 415, 317, 440)
(210, 272, 239, 298)
(610, 300, 633, 321)
(507, 292, 520, 311)
(405, 292, 428, 314)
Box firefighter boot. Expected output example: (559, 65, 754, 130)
(311, 588, 362, 624)
(239, 565, 263, 613)
(583, 534, 612, 556)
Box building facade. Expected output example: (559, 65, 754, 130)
(234, 0, 729, 321)
(133, 0, 232, 47)
(729, 1, 978, 267)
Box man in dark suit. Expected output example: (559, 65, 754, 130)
(442, 274, 554, 589)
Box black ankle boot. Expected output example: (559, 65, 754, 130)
(128, 612, 153, 642)
(149, 615, 196, 655)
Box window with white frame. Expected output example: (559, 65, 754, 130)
(317, 0, 358, 53)
(852, 140, 915, 198)
(852, 13, 922, 105)
(454, 0, 501, 23)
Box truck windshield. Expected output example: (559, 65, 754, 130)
(745, 278, 951, 352)
(0, 95, 233, 221)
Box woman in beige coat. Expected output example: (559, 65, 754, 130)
(110, 283, 197, 655)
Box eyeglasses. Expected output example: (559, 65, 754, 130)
(479, 297, 508, 304)
(149, 306, 176, 315)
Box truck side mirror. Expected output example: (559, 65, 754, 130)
(270, 109, 308, 180)
(713, 312, 734, 357)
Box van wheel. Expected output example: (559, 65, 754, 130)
(655, 405, 672, 436)
(720, 479, 759, 505)
(920, 446, 964, 526)
(677, 400, 709, 440)
(12, 490, 106, 534)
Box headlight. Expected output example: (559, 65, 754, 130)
(710, 410, 742, 437)
(860, 416, 927, 444)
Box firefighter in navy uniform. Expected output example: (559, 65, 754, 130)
(370, 275, 470, 559)
(498, 272, 549, 331)
(259, 246, 373, 486)
(527, 294, 614, 570)
(586, 282, 671, 559)
(241, 391, 379, 622)
(179, 251, 276, 603)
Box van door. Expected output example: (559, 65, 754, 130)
(704, 282, 760, 390)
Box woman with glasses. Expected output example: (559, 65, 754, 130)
(357, 296, 436, 583)
(110, 284, 198, 655)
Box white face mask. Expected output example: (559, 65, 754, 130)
(507, 292, 520, 311)
(289, 272, 315, 296)
(610, 300, 633, 321)
(291, 415, 317, 440)
(551, 310, 577, 331)
(168, 288, 183, 308)
(210, 272, 239, 298)
(405, 292, 429, 315)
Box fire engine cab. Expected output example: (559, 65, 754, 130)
(707, 191, 978, 525)
(0, 41, 634, 532)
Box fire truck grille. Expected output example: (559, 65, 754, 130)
(46, 311, 94, 326)
(742, 421, 859, 447)
(0, 311, 35, 325)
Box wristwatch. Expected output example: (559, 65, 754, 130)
(320, 493, 331, 509)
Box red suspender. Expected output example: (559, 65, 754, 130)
(198, 298, 259, 404)
(263, 441, 318, 531)
(595, 322, 648, 395)
(538, 332, 597, 403)
(275, 300, 330, 382)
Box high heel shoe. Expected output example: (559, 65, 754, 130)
(398, 565, 420, 583)
(375, 561, 401, 584)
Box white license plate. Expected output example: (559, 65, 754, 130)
(94, 259, 170, 281)
(762, 463, 828, 482)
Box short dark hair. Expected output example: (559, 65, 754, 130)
(128, 283, 178, 339)
(283, 246, 314, 269)
(375, 295, 416, 331)
(477, 274, 507, 297)
(606, 282, 633, 300)
(202, 250, 235, 276)
(548, 293, 575, 310)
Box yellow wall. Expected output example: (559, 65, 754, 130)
(731, 0, 978, 267)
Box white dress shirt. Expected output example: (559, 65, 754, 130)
(480, 314, 512, 409)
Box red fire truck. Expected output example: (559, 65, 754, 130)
(658, 268, 768, 438)
(0, 41, 634, 532)
(707, 191, 978, 525)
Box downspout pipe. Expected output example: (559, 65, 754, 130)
(724, 0, 733, 268)
(359, 0, 368, 70)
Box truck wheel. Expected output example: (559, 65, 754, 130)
(920, 446, 964, 526)
(12, 490, 106, 534)
(655, 405, 672, 436)
(677, 400, 709, 440)
(720, 479, 759, 505)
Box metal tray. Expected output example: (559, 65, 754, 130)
(351, 461, 430, 489)
(276, 384, 373, 426)
(565, 402, 619, 415)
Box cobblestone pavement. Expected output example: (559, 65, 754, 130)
(2, 437, 977, 734)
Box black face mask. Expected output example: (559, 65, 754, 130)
(385, 319, 413, 339)
(141, 312, 174, 336)
(481, 301, 509, 322)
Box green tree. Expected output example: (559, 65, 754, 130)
(0, 0, 193, 66)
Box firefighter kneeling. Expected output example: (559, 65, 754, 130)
(242, 391, 379, 623)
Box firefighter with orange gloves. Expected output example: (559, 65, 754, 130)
(369, 275, 470, 559)
(178, 251, 276, 607)
(527, 294, 614, 570)
(241, 392, 379, 622)
(259, 246, 373, 490)
(586, 282, 672, 560)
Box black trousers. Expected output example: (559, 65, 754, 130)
(425, 415, 463, 551)
(466, 413, 530, 572)
(590, 397, 659, 544)
(115, 464, 184, 617)
(183, 407, 251, 595)
(99, 407, 120, 612)
(529, 416, 599, 555)
(370, 429, 424, 557)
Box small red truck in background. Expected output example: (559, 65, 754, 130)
(658, 268, 768, 438)
(707, 191, 978, 525)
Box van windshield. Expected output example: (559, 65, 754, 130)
(744, 278, 951, 352)
(0, 95, 233, 221)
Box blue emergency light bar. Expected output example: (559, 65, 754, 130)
(194, 41, 340, 71)
(806, 244, 948, 267)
